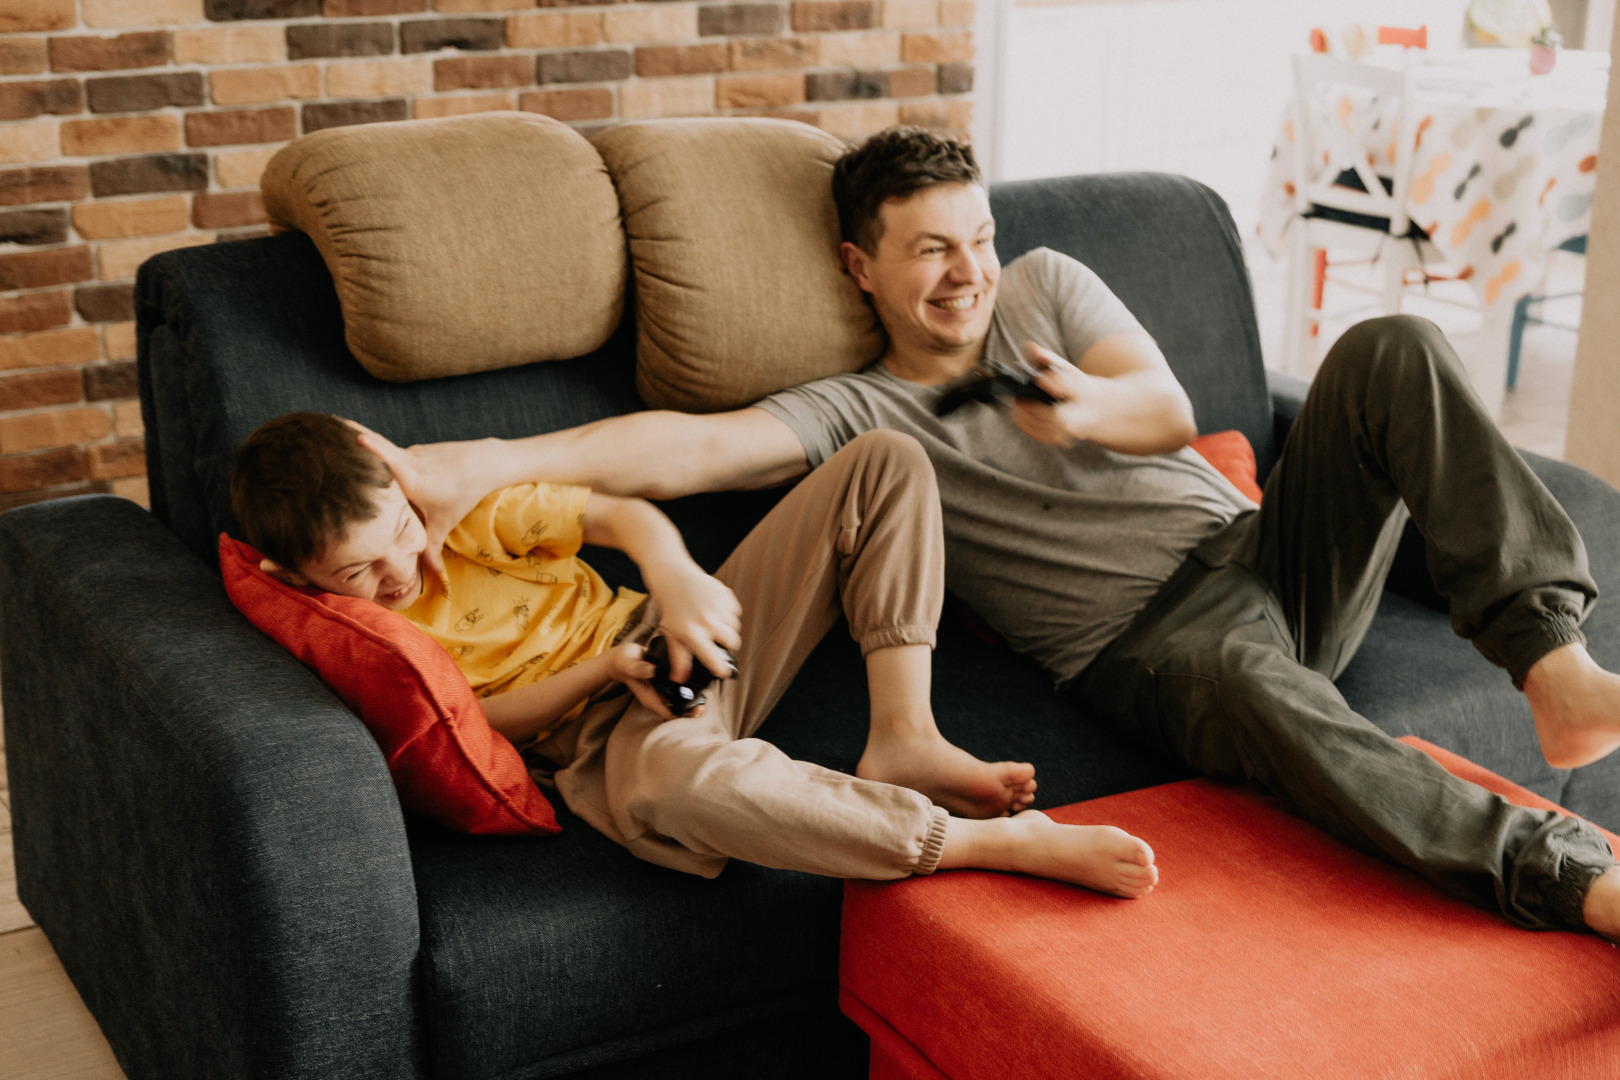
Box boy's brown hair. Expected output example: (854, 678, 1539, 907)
(831, 126, 982, 255)
(231, 412, 394, 571)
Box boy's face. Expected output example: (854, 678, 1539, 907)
(265, 481, 428, 611)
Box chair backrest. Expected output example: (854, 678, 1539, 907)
(1289, 53, 1417, 236)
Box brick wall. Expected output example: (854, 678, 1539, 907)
(0, 0, 975, 513)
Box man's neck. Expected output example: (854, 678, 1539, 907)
(880, 339, 986, 387)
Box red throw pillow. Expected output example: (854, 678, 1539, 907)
(218, 534, 561, 836)
(1190, 429, 1264, 503)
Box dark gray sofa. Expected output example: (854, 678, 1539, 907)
(4, 170, 1618, 1080)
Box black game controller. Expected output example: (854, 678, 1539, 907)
(642, 631, 734, 717)
(935, 353, 1058, 416)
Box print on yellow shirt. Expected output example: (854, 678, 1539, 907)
(403, 483, 645, 719)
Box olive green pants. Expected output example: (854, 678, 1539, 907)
(1072, 315, 1612, 930)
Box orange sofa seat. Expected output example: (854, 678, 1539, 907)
(840, 739, 1620, 1080)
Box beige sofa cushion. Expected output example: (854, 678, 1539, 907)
(261, 112, 625, 383)
(592, 118, 884, 412)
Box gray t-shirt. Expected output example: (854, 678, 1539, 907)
(757, 247, 1254, 683)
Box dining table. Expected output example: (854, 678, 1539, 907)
(1256, 47, 1609, 418)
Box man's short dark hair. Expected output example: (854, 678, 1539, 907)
(231, 412, 394, 571)
(832, 126, 982, 254)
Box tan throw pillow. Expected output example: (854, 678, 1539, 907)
(260, 112, 626, 383)
(592, 118, 884, 412)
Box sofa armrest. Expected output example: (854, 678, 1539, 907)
(0, 496, 425, 1080)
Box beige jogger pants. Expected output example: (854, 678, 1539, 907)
(539, 430, 951, 879)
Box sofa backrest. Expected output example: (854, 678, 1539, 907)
(137, 170, 1269, 569)
(990, 172, 1274, 475)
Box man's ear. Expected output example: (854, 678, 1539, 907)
(840, 241, 875, 294)
(259, 558, 312, 588)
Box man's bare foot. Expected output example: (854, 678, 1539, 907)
(857, 731, 1037, 818)
(1524, 643, 1620, 769)
(937, 810, 1158, 898)
(1582, 865, 1620, 941)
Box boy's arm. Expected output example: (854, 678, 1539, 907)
(354, 408, 808, 578)
(479, 643, 674, 744)
(582, 492, 741, 684)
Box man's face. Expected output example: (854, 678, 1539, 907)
(843, 182, 999, 374)
(275, 481, 428, 611)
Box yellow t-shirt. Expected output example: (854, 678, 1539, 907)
(403, 483, 645, 717)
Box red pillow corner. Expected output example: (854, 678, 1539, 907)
(218, 533, 561, 837)
(1190, 429, 1264, 504)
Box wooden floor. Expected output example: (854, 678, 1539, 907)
(0, 278, 1583, 1079)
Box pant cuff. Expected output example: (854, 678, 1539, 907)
(1502, 613, 1587, 690)
(857, 623, 937, 656)
(913, 806, 950, 876)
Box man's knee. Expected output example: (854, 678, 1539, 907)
(1325, 314, 1455, 378)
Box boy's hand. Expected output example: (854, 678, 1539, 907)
(349, 421, 487, 578)
(604, 641, 701, 720)
(1009, 342, 1096, 449)
(641, 562, 741, 685)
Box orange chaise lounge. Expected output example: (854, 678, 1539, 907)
(841, 739, 1620, 1080)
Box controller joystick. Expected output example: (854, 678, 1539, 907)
(642, 631, 734, 718)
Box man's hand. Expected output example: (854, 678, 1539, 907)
(350, 421, 492, 578)
(640, 561, 742, 686)
(1009, 342, 1095, 448)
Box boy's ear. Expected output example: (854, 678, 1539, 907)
(259, 558, 312, 588)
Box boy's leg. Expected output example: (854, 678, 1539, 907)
(555, 431, 955, 878)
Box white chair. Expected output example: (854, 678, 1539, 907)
(1281, 53, 1430, 374)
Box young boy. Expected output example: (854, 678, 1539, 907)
(232, 411, 1160, 896)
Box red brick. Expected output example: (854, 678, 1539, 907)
(192, 190, 266, 229)
(886, 65, 935, 97)
(325, 0, 425, 10)
(0, 246, 92, 290)
(0, 208, 69, 245)
(0, 406, 113, 453)
(699, 4, 783, 35)
(48, 32, 171, 72)
(0, 38, 48, 75)
(0, 79, 83, 121)
(89, 154, 209, 196)
(60, 114, 182, 156)
(84, 360, 137, 400)
(301, 98, 409, 133)
(204, 0, 321, 18)
(537, 49, 631, 84)
(0, 0, 76, 33)
(805, 69, 883, 100)
(0, 480, 113, 512)
(72, 195, 189, 239)
(792, 1, 876, 31)
(717, 72, 804, 108)
(0, 289, 71, 333)
(937, 60, 971, 94)
(899, 96, 971, 130)
(86, 72, 206, 113)
(0, 446, 88, 492)
(434, 55, 533, 91)
(87, 437, 145, 479)
(636, 43, 727, 77)
(900, 29, 971, 64)
(74, 283, 135, 323)
(517, 87, 612, 122)
(728, 36, 816, 70)
(286, 21, 395, 59)
(0, 369, 82, 411)
(184, 106, 296, 147)
(0, 327, 98, 370)
(400, 17, 504, 53)
(0, 165, 89, 206)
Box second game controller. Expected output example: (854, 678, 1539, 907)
(643, 631, 734, 717)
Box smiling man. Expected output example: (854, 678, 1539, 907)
(366, 126, 1620, 939)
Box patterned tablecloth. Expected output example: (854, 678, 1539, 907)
(1258, 48, 1608, 311)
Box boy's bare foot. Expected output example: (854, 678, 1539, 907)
(1581, 865, 1620, 941)
(1524, 643, 1620, 769)
(857, 731, 1037, 818)
(937, 810, 1158, 898)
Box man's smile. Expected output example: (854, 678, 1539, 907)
(931, 295, 978, 311)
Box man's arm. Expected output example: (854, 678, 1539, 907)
(357, 406, 809, 576)
(1011, 332, 1198, 455)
